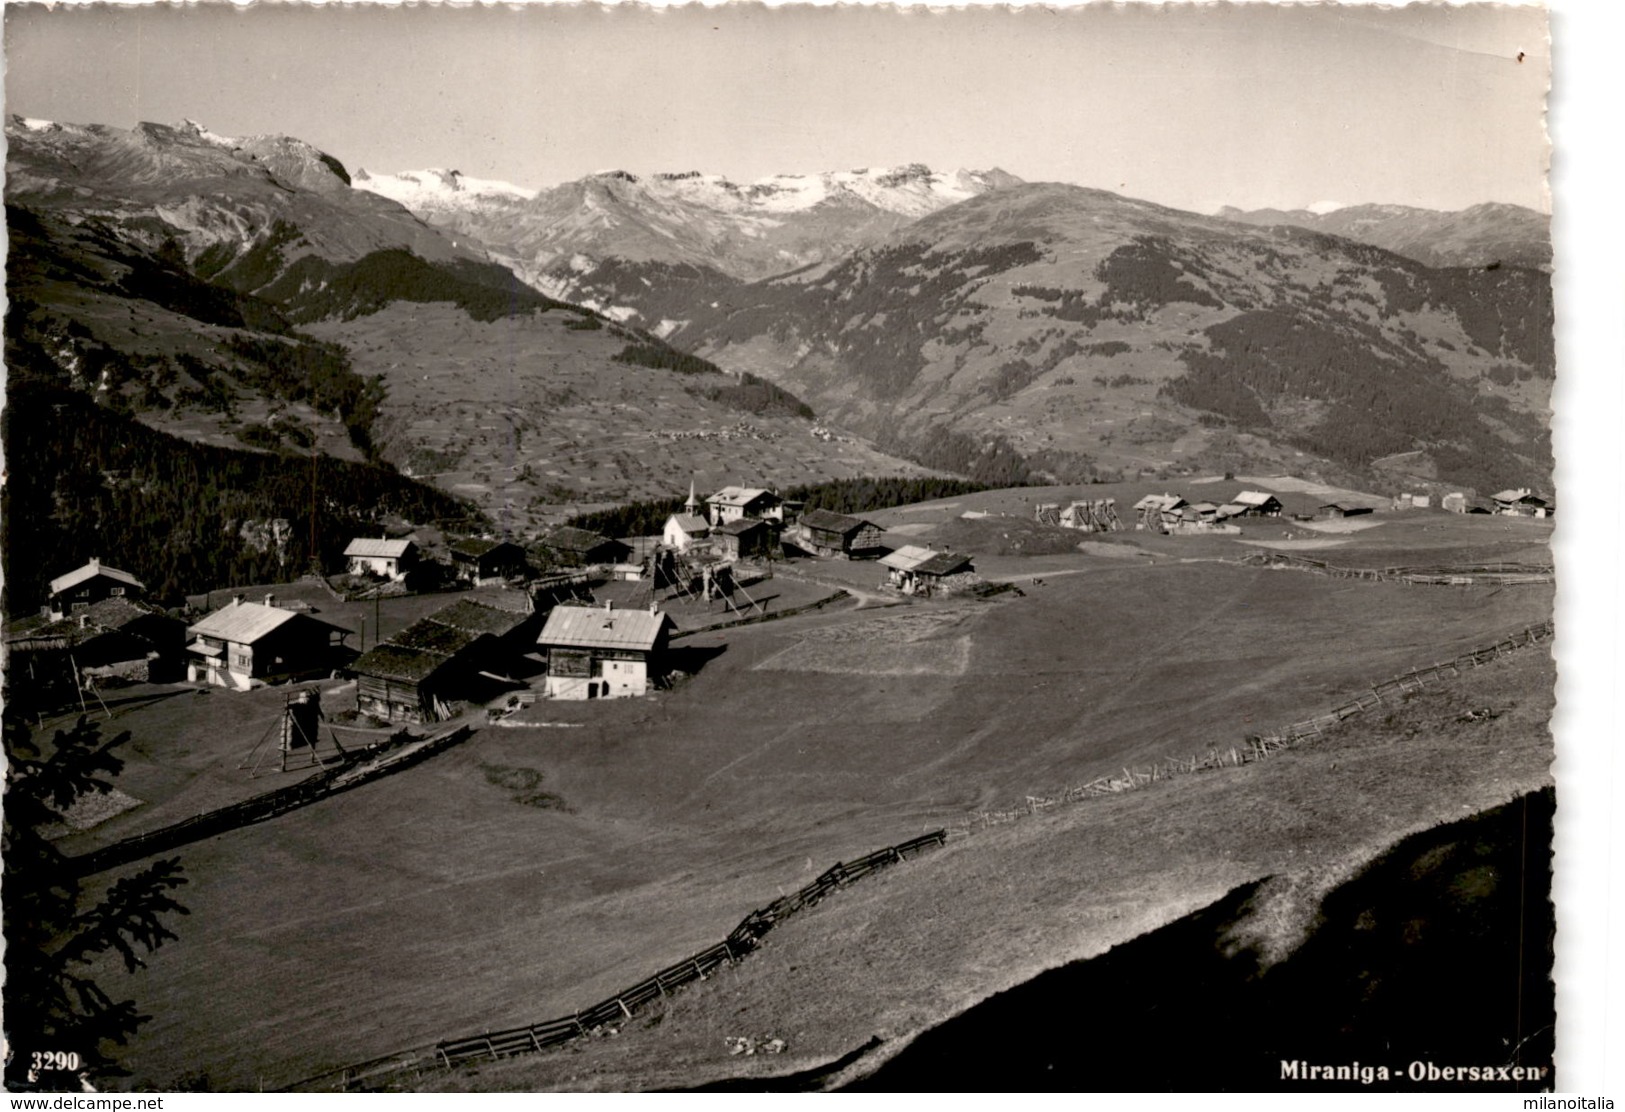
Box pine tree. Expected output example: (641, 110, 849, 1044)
(2, 717, 189, 1090)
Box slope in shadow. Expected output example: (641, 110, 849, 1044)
(844, 788, 1554, 1093)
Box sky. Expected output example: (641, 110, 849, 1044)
(3, 1, 1550, 214)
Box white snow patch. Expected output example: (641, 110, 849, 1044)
(1306, 200, 1347, 215)
(20, 117, 57, 132)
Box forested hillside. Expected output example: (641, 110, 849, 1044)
(1, 379, 482, 612)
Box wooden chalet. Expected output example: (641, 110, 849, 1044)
(344, 537, 418, 581)
(1491, 488, 1553, 518)
(46, 557, 145, 619)
(880, 546, 975, 596)
(186, 598, 351, 691)
(449, 537, 528, 586)
(352, 599, 539, 723)
(1319, 503, 1374, 519)
(538, 602, 673, 700)
(535, 526, 632, 568)
(662, 513, 712, 553)
(1217, 491, 1283, 519)
(715, 517, 775, 560)
(793, 509, 886, 558)
(705, 486, 783, 526)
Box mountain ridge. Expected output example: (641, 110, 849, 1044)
(677, 181, 1553, 494)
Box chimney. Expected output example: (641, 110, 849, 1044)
(264, 593, 276, 608)
(233, 594, 245, 607)
(604, 600, 613, 611)
(649, 601, 659, 616)
(89, 557, 100, 570)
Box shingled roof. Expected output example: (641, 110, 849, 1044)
(799, 508, 876, 535)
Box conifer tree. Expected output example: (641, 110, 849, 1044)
(2, 717, 189, 1090)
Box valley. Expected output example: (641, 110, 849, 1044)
(2, 100, 1559, 1097)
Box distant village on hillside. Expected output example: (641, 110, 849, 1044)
(4, 474, 1552, 734)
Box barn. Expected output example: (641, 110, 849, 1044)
(6, 597, 185, 702)
(537, 602, 673, 700)
(186, 599, 351, 691)
(351, 599, 539, 723)
(715, 518, 775, 560)
(535, 526, 633, 568)
(793, 509, 886, 558)
(344, 537, 418, 581)
(449, 537, 529, 586)
(46, 557, 145, 619)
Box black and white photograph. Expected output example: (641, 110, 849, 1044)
(1, 0, 1616, 1098)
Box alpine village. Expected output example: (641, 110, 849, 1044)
(3, 109, 1556, 1095)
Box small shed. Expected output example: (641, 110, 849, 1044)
(662, 513, 712, 553)
(537, 603, 673, 700)
(1320, 503, 1373, 519)
(46, 557, 145, 619)
(186, 599, 351, 691)
(448, 537, 528, 586)
(344, 537, 418, 581)
(880, 546, 974, 596)
(794, 509, 886, 558)
(715, 517, 775, 560)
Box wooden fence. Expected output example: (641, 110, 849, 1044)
(284, 830, 948, 1092)
(67, 726, 476, 878)
(955, 620, 1555, 831)
(1238, 551, 1553, 586)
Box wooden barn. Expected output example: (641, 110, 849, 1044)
(186, 599, 351, 691)
(1132, 494, 1188, 530)
(351, 599, 539, 723)
(705, 486, 783, 526)
(534, 526, 632, 568)
(1217, 491, 1283, 519)
(6, 598, 185, 701)
(662, 513, 712, 553)
(793, 509, 886, 558)
(449, 537, 529, 586)
(46, 557, 145, 619)
(538, 602, 673, 700)
(344, 537, 418, 581)
(715, 518, 775, 560)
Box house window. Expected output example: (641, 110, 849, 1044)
(110, 587, 125, 597)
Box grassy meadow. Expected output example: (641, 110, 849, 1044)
(76, 490, 1553, 1090)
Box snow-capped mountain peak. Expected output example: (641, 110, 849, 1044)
(352, 167, 539, 208)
